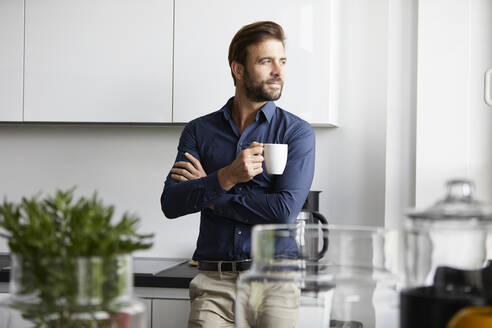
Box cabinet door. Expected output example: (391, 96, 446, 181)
(152, 299, 190, 328)
(0, 0, 23, 122)
(24, 0, 173, 122)
(174, 0, 338, 125)
(141, 298, 152, 328)
(0, 294, 34, 328)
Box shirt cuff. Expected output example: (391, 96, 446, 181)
(212, 193, 234, 213)
(200, 171, 226, 206)
(212, 193, 249, 223)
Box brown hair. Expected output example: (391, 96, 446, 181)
(228, 21, 285, 85)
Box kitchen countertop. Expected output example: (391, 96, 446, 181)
(0, 253, 198, 289)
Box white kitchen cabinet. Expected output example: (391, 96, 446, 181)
(152, 299, 190, 328)
(23, 0, 173, 123)
(0, 294, 34, 328)
(0, 292, 151, 328)
(0, 0, 23, 122)
(141, 298, 152, 328)
(174, 0, 338, 126)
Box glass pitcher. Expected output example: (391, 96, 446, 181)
(235, 224, 399, 328)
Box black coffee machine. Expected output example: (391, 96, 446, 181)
(296, 191, 328, 260)
(301, 191, 327, 222)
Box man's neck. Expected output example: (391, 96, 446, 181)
(231, 92, 267, 135)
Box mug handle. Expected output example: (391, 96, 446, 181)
(313, 212, 329, 260)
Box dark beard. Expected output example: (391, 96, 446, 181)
(243, 67, 283, 102)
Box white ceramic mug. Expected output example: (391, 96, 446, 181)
(263, 143, 288, 175)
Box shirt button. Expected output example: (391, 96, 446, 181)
(238, 187, 242, 191)
(238, 230, 242, 235)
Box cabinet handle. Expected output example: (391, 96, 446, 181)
(486, 68, 492, 107)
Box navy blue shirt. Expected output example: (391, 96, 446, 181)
(161, 97, 315, 261)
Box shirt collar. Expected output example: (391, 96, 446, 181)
(259, 101, 275, 123)
(221, 97, 276, 123)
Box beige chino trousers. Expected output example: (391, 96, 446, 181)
(188, 270, 299, 328)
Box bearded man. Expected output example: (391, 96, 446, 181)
(161, 21, 315, 328)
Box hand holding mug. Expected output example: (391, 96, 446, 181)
(218, 141, 264, 190)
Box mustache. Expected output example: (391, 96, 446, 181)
(266, 78, 283, 84)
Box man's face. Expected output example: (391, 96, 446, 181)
(242, 39, 286, 102)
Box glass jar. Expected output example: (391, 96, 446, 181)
(235, 224, 399, 328)
(5, 254, 145, 327)
(401, 179, 492, 328)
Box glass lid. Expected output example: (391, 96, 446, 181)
(407, 179, 492, 220)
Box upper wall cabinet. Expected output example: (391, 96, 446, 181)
(0, 0, 24, 122)
(173, 0, 339, 126)
(23, 0, 173, 123)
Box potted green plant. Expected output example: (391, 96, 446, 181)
(0, 189, 154, 328)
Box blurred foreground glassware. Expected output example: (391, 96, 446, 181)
(401, 179, 492, 328)
(235, 224, 399, 328)
(3, 254, 145, 327)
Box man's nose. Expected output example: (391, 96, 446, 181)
(271, 61, 283, 77)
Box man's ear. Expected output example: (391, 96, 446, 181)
(231, 61, 244, 82)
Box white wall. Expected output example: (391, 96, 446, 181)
(0, 125, 199, 257)
(313, 0, 391, 227)
(416, 0, 492, 207)
(0, 0, 419, 258)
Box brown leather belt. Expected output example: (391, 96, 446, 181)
(198, 260, 252, 272)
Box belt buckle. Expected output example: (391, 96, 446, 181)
(217, 261, 236, 273)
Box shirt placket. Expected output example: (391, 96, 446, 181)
(235, 134, 249, 193)
(233, 133, 248, 259)
(233, 119, 262, 259)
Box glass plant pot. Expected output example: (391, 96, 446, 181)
(235, 224, 399, 328)
(5, 254, 145, 328)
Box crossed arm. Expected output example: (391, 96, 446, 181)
(169, 143, 263, 210)
(161, 125, 315, 225)
(171, 142, 264, 191)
